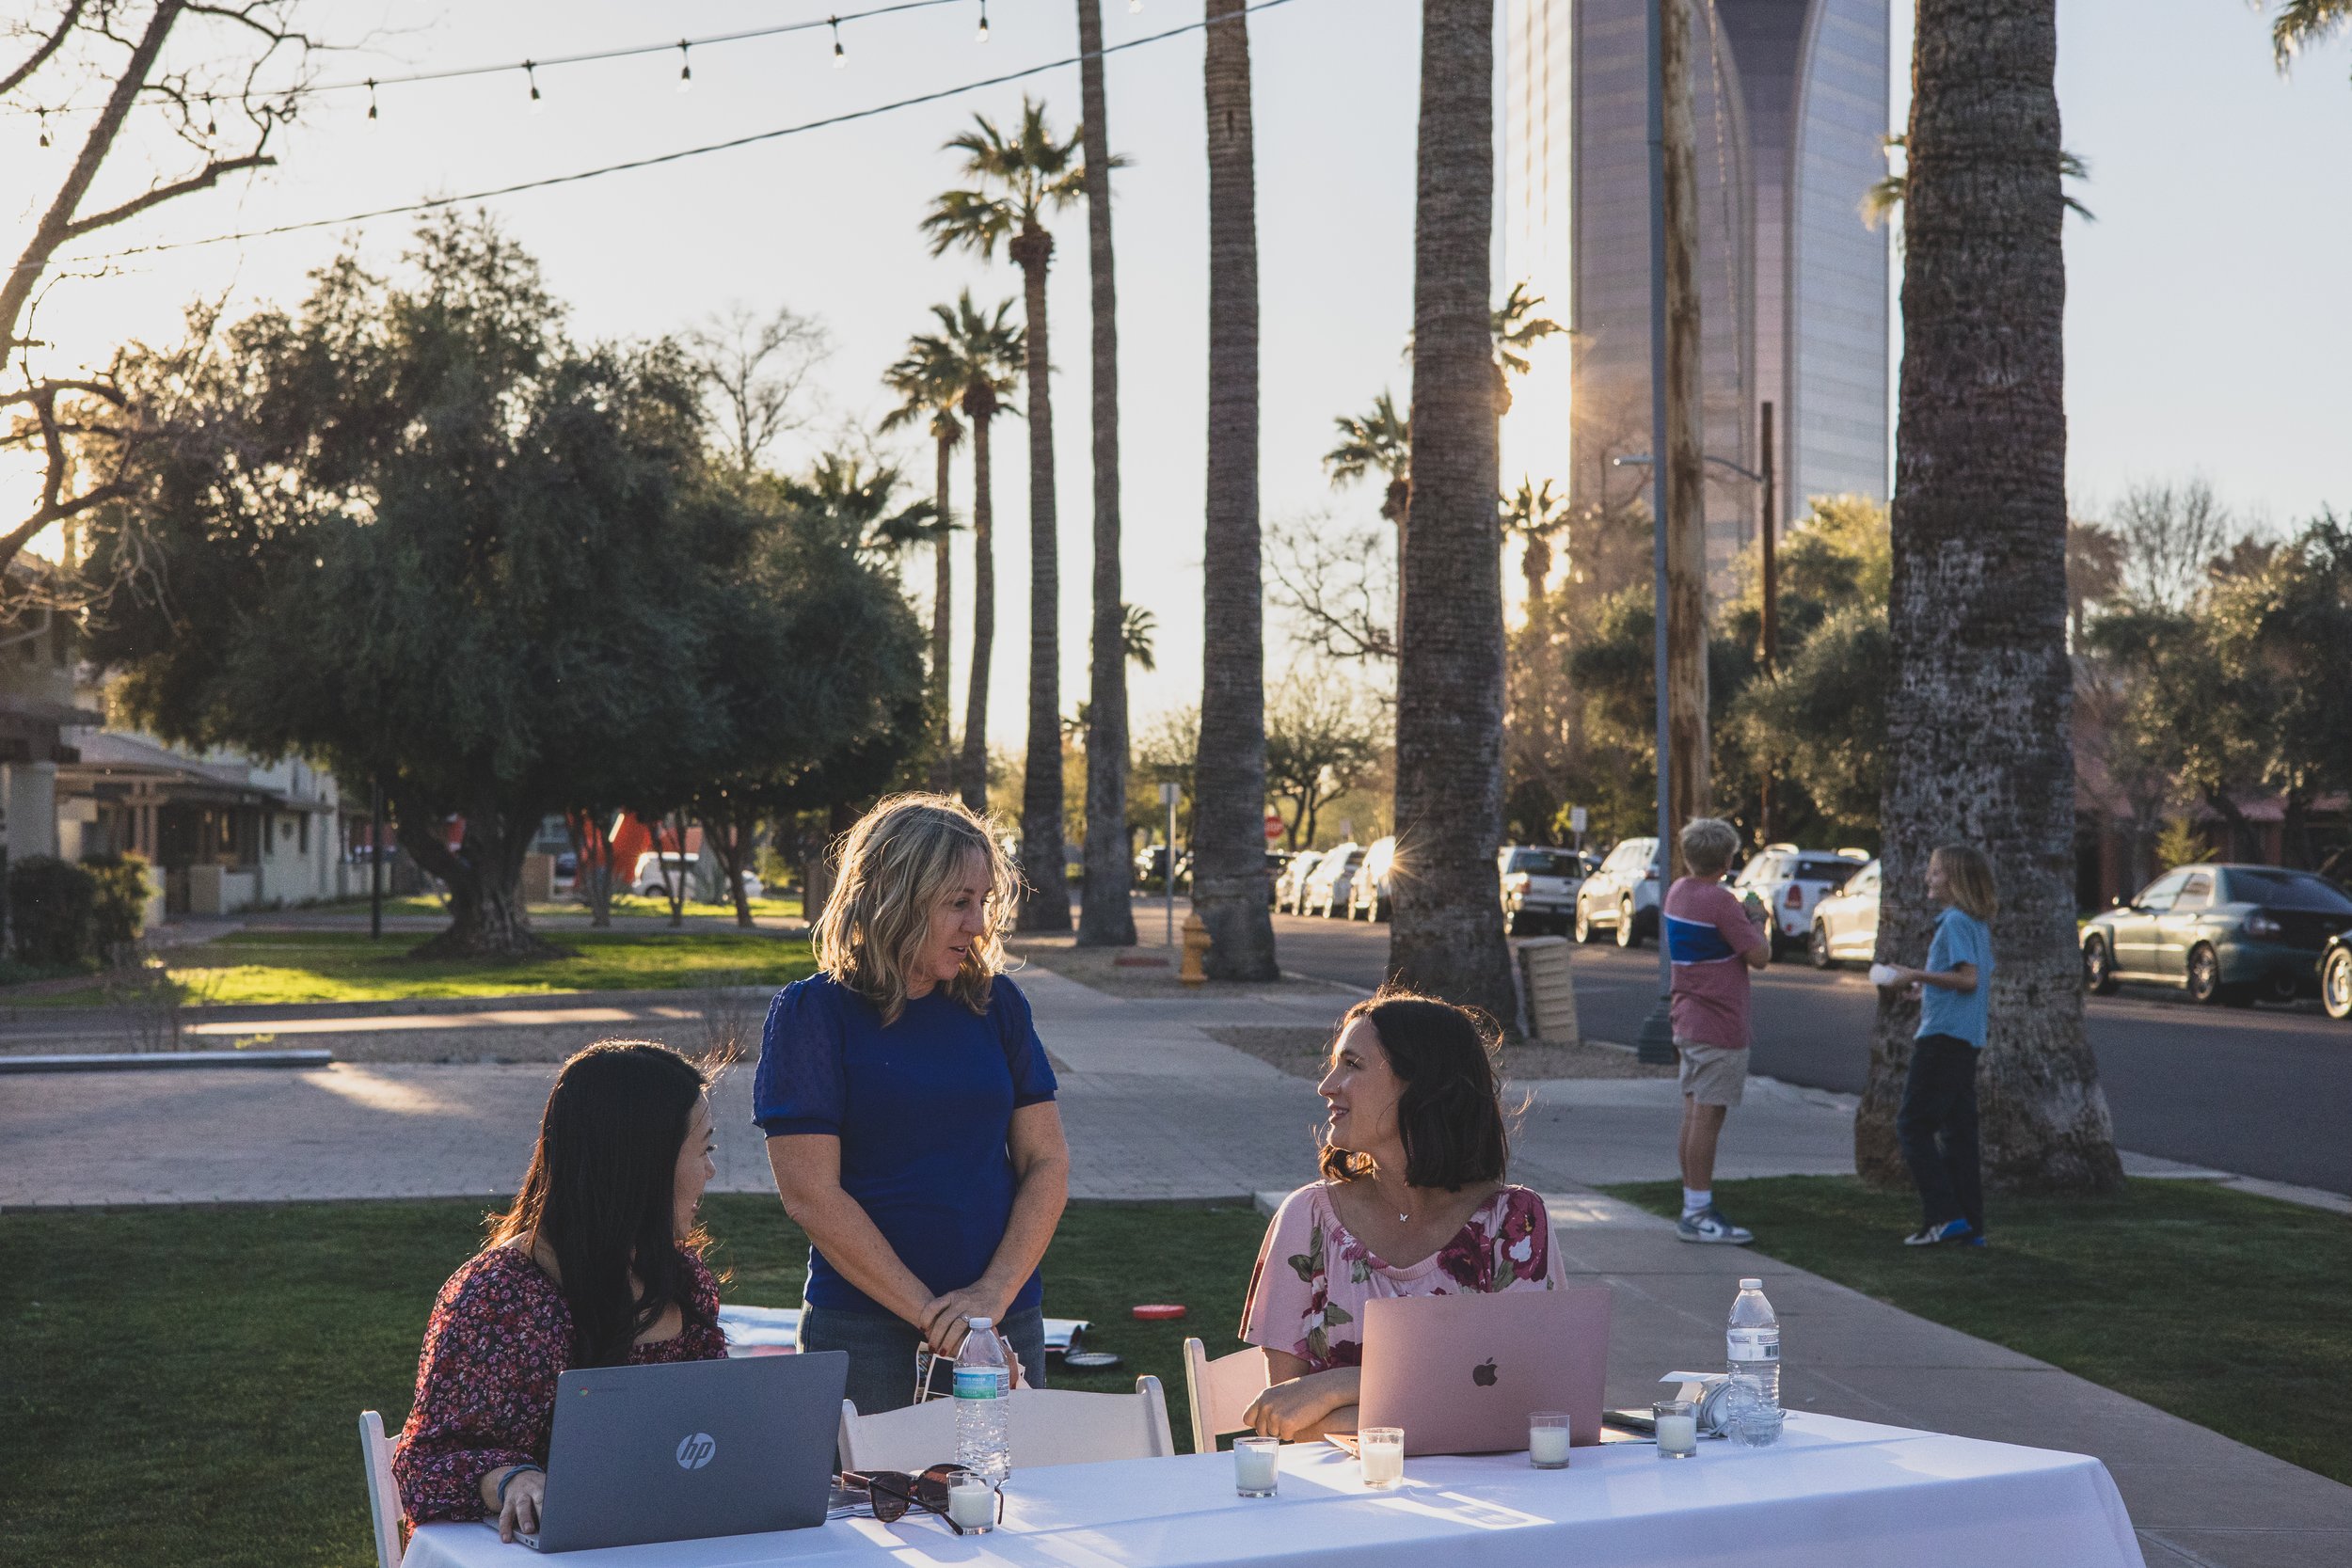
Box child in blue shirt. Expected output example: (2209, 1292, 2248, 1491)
(1882, 844, 1997, 1247)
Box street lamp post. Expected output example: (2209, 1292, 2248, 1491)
(1159, 779, 1180, 948)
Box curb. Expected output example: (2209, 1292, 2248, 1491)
(0, 1049, 334, 1074)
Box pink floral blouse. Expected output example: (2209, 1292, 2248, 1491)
(1240, 1182, 1565, 1372)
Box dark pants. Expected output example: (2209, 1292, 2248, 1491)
(1897, 1034, 1984, 1238)
(800, 1302, 1047, 1418)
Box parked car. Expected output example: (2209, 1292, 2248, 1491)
(2322, 929, 2352, 1022)
(2081, 863, 2352, 1006)
(1134, 844, 1193, 893)
(630, 851, 759, 902)
(1573, 837, 1662, 947)
(1808, 859, 1883, 969)
(1302, 842, 1365, 918)
(1276, 849, 1324, 913)
(1733, 844, 1869, 957)
(1347, 836, 1399, 922)
(1499, 845, 1594, 935)
(1264, 850, 1290, 906)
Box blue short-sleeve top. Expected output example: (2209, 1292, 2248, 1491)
(752, 972, 1058, 1318)
(1917, 906, 1994, 1048)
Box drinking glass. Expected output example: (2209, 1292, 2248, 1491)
(1528, 1411, 1571, 1469)
(1653, 1400, 1698, 1459)
(1233, 1436, 1280, 1497)
(1359, 1426, 1405, 1488)
(1722, 1374, 1785, 1448)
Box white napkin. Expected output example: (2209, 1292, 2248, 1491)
(1867, 963, 1901, 988)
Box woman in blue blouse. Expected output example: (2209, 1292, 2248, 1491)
(756, 794, 1069, 1415)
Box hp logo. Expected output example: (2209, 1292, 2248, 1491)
(675, 1433, 717, 1470)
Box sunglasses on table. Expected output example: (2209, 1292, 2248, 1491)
(838, 1464, 1003, 1535)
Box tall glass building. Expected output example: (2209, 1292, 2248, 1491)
(1502, 0, 1890, 584)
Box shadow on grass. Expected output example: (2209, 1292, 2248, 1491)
(1603, 1174, 2352, 1485)
(0, 1196, 1267, 1567)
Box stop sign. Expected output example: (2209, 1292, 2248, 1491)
(1264, 812, 1284, 841)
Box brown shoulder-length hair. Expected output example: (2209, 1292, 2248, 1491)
(813, 793, 1022, 1025)
(1931, 843, 1998, 923)
(487, 1040, 713, 1369)
(1319, 990, 1510, 1193)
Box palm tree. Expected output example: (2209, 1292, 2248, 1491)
(886, 293, 1024, 814)
(1073, 0, 1137, 948)
(925, 98, 1088, 931)
(1325, 390, 1412, 527)
(1501, 478, 1570, 617)
(1198, 0, 1279, 979)
(881, 340, 968, 789)
(1860, 0, 2121, 1193)
(1387, 0, 1516, 1022)
(2266, 1, 2352, 71)
(1120, 603, 1157, 672)
(1489, 281, 1568, 415)
(777, 453, 938, 556)
(1863, 135, 2093, 229)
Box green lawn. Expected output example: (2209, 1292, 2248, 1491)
(312, 893, 804, 923)
(1604, 1175, 2352, 1485)
(0, 1196, 1266, 1568)
(21, 929, 817, 1007)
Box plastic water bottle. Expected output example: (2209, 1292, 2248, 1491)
(952, 1317, 1011, 1485)
(1726, 1277, 1781, 1408)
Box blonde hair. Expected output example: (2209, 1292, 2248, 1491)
(1931, 844, 1998, 922)
(813, 794, 1022, 1025)
(1679, 816, 1740, 877)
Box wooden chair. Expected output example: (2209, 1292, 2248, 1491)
(838, 1379, 1175, 1473)
(358, 1410, 404, 1568)
(1182, 1339, 1270, 1453)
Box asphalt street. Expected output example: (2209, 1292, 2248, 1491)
(1259, 907, 2352, 1196)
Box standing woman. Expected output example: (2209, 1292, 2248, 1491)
(758, 794, 1069, 1414)
(1881, 844, 1998, 1247)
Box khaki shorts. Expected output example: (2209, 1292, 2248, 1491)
(1676, 1040, 1748, 1107)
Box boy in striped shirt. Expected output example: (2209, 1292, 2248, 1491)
(1665, 817, 1771, 1244)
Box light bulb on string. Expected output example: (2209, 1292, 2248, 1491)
(202, 93, 216, 135)
(1129, 0, 1143, 11)
(976, 0, 990, 42)
(676, 40, 691, 93)
(831, 16, 847, 68)
(37, 107, 51, 149)
(525, 60, 543, 111)
(365, 78, 378, 120)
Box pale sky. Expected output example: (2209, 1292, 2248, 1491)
(6, 0, 2347, 747)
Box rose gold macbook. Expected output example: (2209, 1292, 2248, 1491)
(1353, 1288, 1612, 1456)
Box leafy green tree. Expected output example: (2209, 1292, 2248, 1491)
(924, 98, 1089, 930)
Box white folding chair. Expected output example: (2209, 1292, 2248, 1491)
(838, 1380, 1175, 1473)
(1182, 1338, 1271, 1453)
(358, 1410, 405, 1568)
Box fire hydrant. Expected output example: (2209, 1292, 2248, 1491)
(1180, 911, 1212, 988)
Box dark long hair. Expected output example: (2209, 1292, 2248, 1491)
(488, 1040, 712, 1368)
(1319, 990, 1510, 1192)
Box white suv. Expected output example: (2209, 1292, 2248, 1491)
(1573, 837, 1662, 947)
(1499, 845, 1593, 935)
(1733, 845, 1869, 957)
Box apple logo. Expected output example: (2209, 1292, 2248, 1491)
(1472, 1358, 1499, 1388)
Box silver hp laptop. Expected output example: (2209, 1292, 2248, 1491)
(515, 1350, 847, 1552)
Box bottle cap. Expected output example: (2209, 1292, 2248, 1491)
(968, 1316, 993, 1330)
(1740, 1278, 1762, 1291)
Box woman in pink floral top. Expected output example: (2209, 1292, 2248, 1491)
(1239, 993, 1565, 1438)
(394, 1042, 727, 1542)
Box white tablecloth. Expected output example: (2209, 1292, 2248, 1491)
(401, 1412, 2144, 1568)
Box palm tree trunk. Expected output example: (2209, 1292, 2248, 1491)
(1389, 0, 1515, 1022)
(1198, 0, 1278, 980)
(1075, 0, 1136, 947)
(930, 427, 956, 795)
(1661, 0, 1709, 868)
(1857, 0, 2121, 1194)
(1012, 231, 1071, 931)
(960, 412, 996, 814)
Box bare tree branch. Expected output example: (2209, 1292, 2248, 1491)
(0, 0, 89, 100)
(62, 148, 277, 241)
(1265, 512, 1398, 663)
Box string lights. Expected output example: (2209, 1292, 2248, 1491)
(38, 107, 52, 148)
(525, 60, 542, 110)
(676, 40, 692, 93)
(366, 78, 378, 120)
(976, 1, 990, 44)
(831, 16, 848, 69)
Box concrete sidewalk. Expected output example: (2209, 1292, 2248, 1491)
(2, 964, 2346, 1563)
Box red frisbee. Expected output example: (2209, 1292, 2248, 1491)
(1130, 1304, 1188, 1322)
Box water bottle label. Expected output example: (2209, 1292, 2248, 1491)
(953, 1366, 1003, 1400)
(1728, 1341, 1779, 1361)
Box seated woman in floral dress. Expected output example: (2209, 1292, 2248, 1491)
(393, 1041, 726, 1543)
(1239, 991, 1565, 1440)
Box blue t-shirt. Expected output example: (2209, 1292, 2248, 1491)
(752, 973, 1058, 1317)
(1917, 906, 1994, 1048)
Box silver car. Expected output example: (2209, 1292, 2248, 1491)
(1808, 859, 1883, 968)
(1302, 842, 1364, 918)
(1275, 849, 1324, 914)
(1574, 837, 1662, 947)
(1500, 845, 1592, 935)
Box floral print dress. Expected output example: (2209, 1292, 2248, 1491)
(1239, 1183, 1565, 1371)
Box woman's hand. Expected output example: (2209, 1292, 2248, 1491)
(1244, 1369, 1359, 1441)
(488, 1466, 546, 1544)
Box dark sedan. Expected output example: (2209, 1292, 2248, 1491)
(2082, 863, 2352, 1006)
